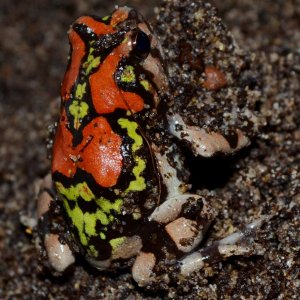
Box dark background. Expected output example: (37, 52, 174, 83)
(1, 0, 299, 299)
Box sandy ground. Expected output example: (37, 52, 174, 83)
(0, 0, 299, 299)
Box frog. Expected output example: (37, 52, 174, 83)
(36, 6, 267, 286)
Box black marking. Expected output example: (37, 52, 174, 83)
(114, 57, 158, 109)
(89, 14, 112, 25)
(77, 196, 98, 214)
(223, 130, 239, 149)
(139, 220, 185, 260)
(64, 81, 97, 147)
(88, 236, 112, 260)
(53, 169, 117, 200)
(79, 135, 94, 154)
(38, 211, 51, 236)
(178, 197, 213, 237)
(95, 220, 107, 235)
(92, 31, 126, 51)
(198, 243, 224, 264)
(40, 187, 56, 199)
(68, 199, 76, 210)
(73, 23, 97, 41)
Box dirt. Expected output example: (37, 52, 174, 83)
(0, 0, 299, 299)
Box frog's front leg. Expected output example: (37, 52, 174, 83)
(168, 113, 250, 157)
(37, 174, 75, 273)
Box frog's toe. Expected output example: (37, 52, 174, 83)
(37, 174, 75, 273)
(179, 242, 264, 277)
(179, 215, 271, 276)
(165, 217, 203, 252)
(44, 233, 75, 273)
(132, 251, 156, 286)
(168, 113, 250, 157)
(150, 194, 216, 252)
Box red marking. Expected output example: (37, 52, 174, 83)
(110, 8, 129, 27)
(61, 30, 85, 101)
(61, 16, 117, 101)
(55, 10, 145, 188)
(89, 42, 144, 114)
(76, 16, 115, 35)
(52, 111, 122, 188)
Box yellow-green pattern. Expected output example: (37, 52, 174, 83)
(55, 181, 123, 257)
(83, 46, 101, 75)
(120, 65, 136, 83)
(69, 82, 89, 129)
(117, 118, 147, 192)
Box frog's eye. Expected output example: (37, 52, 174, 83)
(132, 30, 151, 59)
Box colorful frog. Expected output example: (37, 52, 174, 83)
(36, 7, 265, 286)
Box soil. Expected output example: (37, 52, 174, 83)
(0, 0, 299, 299)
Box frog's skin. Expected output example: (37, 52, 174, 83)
(37, 7, 265, 286)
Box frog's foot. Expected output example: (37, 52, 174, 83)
(179, 215, 269, 276)
(132, 194, 216, 285)
(37, 174, 75, 273)
(132, 215, 270, 286)
(168, 113, 250, 157)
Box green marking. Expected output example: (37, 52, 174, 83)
(69, 100, 89, 129)
(120, 65, 136, 83)
(55, 182, 124, 257)
(96, 197, 123, 214)
(83, 47, 101, 75)
(69, 82, 89, 129)
(118, 119, 142, 151)
(127, 157, 146, 191)
(96, 209, 109, 226)
(110, 237, 126, 251)
(88, 245, 98, 257)
(117, 118, 146, 192)
(140, 80, 151, 91)
(75, 82, 86, 100)
(61, 197, 88, 246)
(102, 15, 110, 21)
(84, 212, 97, 236)
(56, 181, 94, 202)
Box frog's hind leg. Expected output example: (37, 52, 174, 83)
(132, 194, 216, 286)
(132, 213, 269, 286)
(132, 145, 217, 285)
(37, 174, 75, 274)
(179, 216, 269, 276)
(149, 146, 217, 252)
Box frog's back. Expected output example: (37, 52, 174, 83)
(51, 7, 168, 266)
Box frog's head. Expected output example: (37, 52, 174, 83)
(61, 6, 168, 111)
